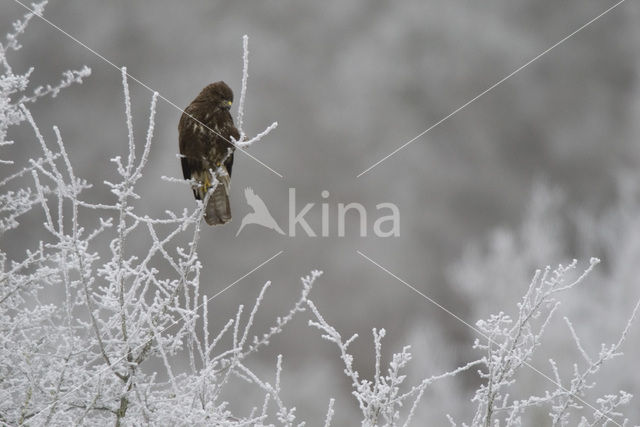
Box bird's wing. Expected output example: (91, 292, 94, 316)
(178, 104, 207, 182)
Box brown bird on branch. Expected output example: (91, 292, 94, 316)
(178, 82, 240, 225)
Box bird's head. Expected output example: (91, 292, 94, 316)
(198, 81, 234, 111)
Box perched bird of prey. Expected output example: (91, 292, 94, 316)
(236, 187, 285, 236)
(179, 82, 240, 225)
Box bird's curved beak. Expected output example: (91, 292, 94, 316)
(222, 100, 232, 110)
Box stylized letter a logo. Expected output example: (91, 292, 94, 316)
(236, 187, 285, 236)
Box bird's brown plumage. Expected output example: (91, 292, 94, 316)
(178, 81, 240, 225)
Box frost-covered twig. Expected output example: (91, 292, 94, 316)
(0, 1, 89, 164)
(17, 66, 92, 104)
(307, 300, 480, 427)
(548, 298, 640, 427)
(324, 398, 336, 427)
(236, 34, 249, 141)
(231, 34, 278, 150)
(464, 258, 638, 427)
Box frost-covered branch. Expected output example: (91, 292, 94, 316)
(231, 34, 278, 151)
(0, 1, 89, 165)
(307, 300, 481, 427)
(0, 9, 311, 423)
(17, 66, 92, 104)
(548, 298, 640, 427)
(236, 34, 249, 141)
(303, 254, 639, 426)
(456, 258, 638, 427)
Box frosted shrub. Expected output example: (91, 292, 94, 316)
(0, 5, 316, 425)
(466, 259, 639, 427)
(0, 1, 90, 231)
(444, 181, 640, 426)
(306, 259, 638, 426)
(307, 299, 481, 427)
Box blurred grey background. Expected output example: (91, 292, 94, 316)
(3, 0, 640, 423)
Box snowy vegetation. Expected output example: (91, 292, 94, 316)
(2, 3, 640, 426)
(1, 5, 315, 425)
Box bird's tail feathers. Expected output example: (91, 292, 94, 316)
(204, 172, 231, 225)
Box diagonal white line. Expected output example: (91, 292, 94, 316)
(357, 250, 494, 343)
(207, 250, 283, 301)
(11, 0, 284, 178)
(357, 0, 626, 178)
(356, 250, 623, 427)
(28, 250, 284, 423)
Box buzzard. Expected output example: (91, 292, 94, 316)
(179, 81, 240, 225)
